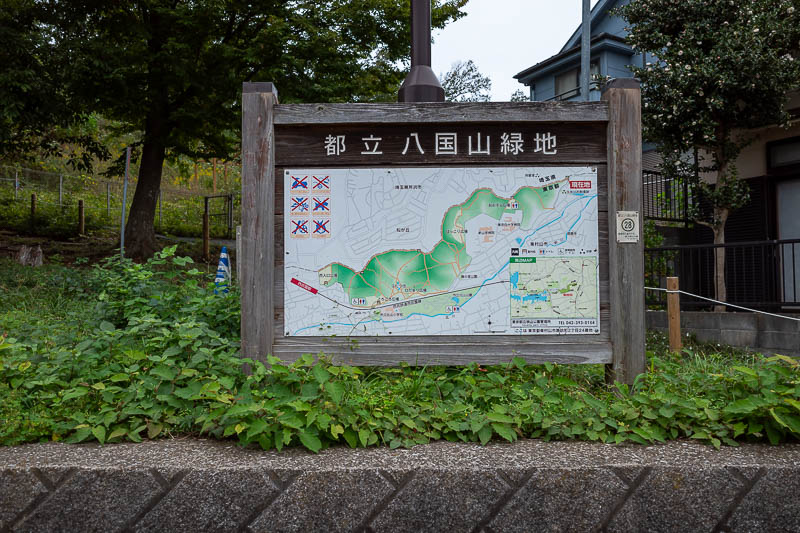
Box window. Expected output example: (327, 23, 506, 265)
(554, 63, 599, 100)
(555, 68, 579, 100)
(768, 137, 800, 171)
(590, 62, 600, 83)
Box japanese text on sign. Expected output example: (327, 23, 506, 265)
(322, 132, 558, 157)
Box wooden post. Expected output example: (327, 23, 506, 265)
(78, 199, 85, 235)
(30, 193, 36, 225)
(194, 162, 198, 189)
(603, 79, 646, 386)
(667, 276, 682, 352)
(58, 175, 63, 207)
(241, 82, 278, 366)
(212, 158, 217, 193)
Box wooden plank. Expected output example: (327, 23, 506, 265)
(274, 330, 611, 348)
(603, 79, 646, 386)
(241, 83, 278, 365)
(273, 102, 609, 125)
(275, 123, 606, 166)
(272, 342, 612, 366)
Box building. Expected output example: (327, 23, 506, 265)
(513, 0, 647, 103)
(514, 0, 800, 311)
(513, 0, 660, 173)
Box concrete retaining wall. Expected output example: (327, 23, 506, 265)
(647, 310, 800, 356)
(1, 439, 799, 532)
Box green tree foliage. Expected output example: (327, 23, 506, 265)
(440, 59, 492, 102)
(619, 0, 800, 304)
(27, 0, 467, 258)
(0, 1, 107, 170)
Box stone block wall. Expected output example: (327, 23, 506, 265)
(647, 311, 800, 356)
(1, 439, 799, 532)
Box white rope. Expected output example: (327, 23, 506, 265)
(645, 286, 800, 322)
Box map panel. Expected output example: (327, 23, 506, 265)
(284, 167, 599, 336)
(509, 257, 599, 334)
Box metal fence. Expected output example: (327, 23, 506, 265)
(204, 194, 236, 239)
(645, 239, 800, 311)
(545, 81, 601, 102)
(642, 170, 690, 224)
(1, 165, 240, 238)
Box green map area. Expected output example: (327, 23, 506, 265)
(318, 184, 561, 308)
(509, 257, 599, 319)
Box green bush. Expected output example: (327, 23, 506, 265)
(1, 249, 798, 452)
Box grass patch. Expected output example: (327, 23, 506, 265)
(1, 249, 799, 452)
(0, 186, 235, 239)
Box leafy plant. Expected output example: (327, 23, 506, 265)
(1, 254, 799, 452)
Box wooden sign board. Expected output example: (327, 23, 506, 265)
(242, 82, 645, 384)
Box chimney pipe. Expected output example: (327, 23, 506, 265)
(398, 0, 445, 102)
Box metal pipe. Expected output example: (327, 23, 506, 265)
(203, 212, 210, 261)
(793, 243, 797, 302)
(410, 0, 431, 67)
(398, 0, 444, 102)
(228, 194, 234, 239)
(120, 147, 131, 258)
(581, 0, 591, 101)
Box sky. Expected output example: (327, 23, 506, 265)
(431, 0, 603, 101)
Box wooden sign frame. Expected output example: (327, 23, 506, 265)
(241, 80, 645, 384)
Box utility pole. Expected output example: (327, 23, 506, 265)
(581, 0, 591, 101)
(398, 0, 445, 102)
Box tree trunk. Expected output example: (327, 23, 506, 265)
(712, 207, 729, 312)
(124, 118, 167, 259)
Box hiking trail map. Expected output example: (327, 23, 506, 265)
(283, 167, 599, 336)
